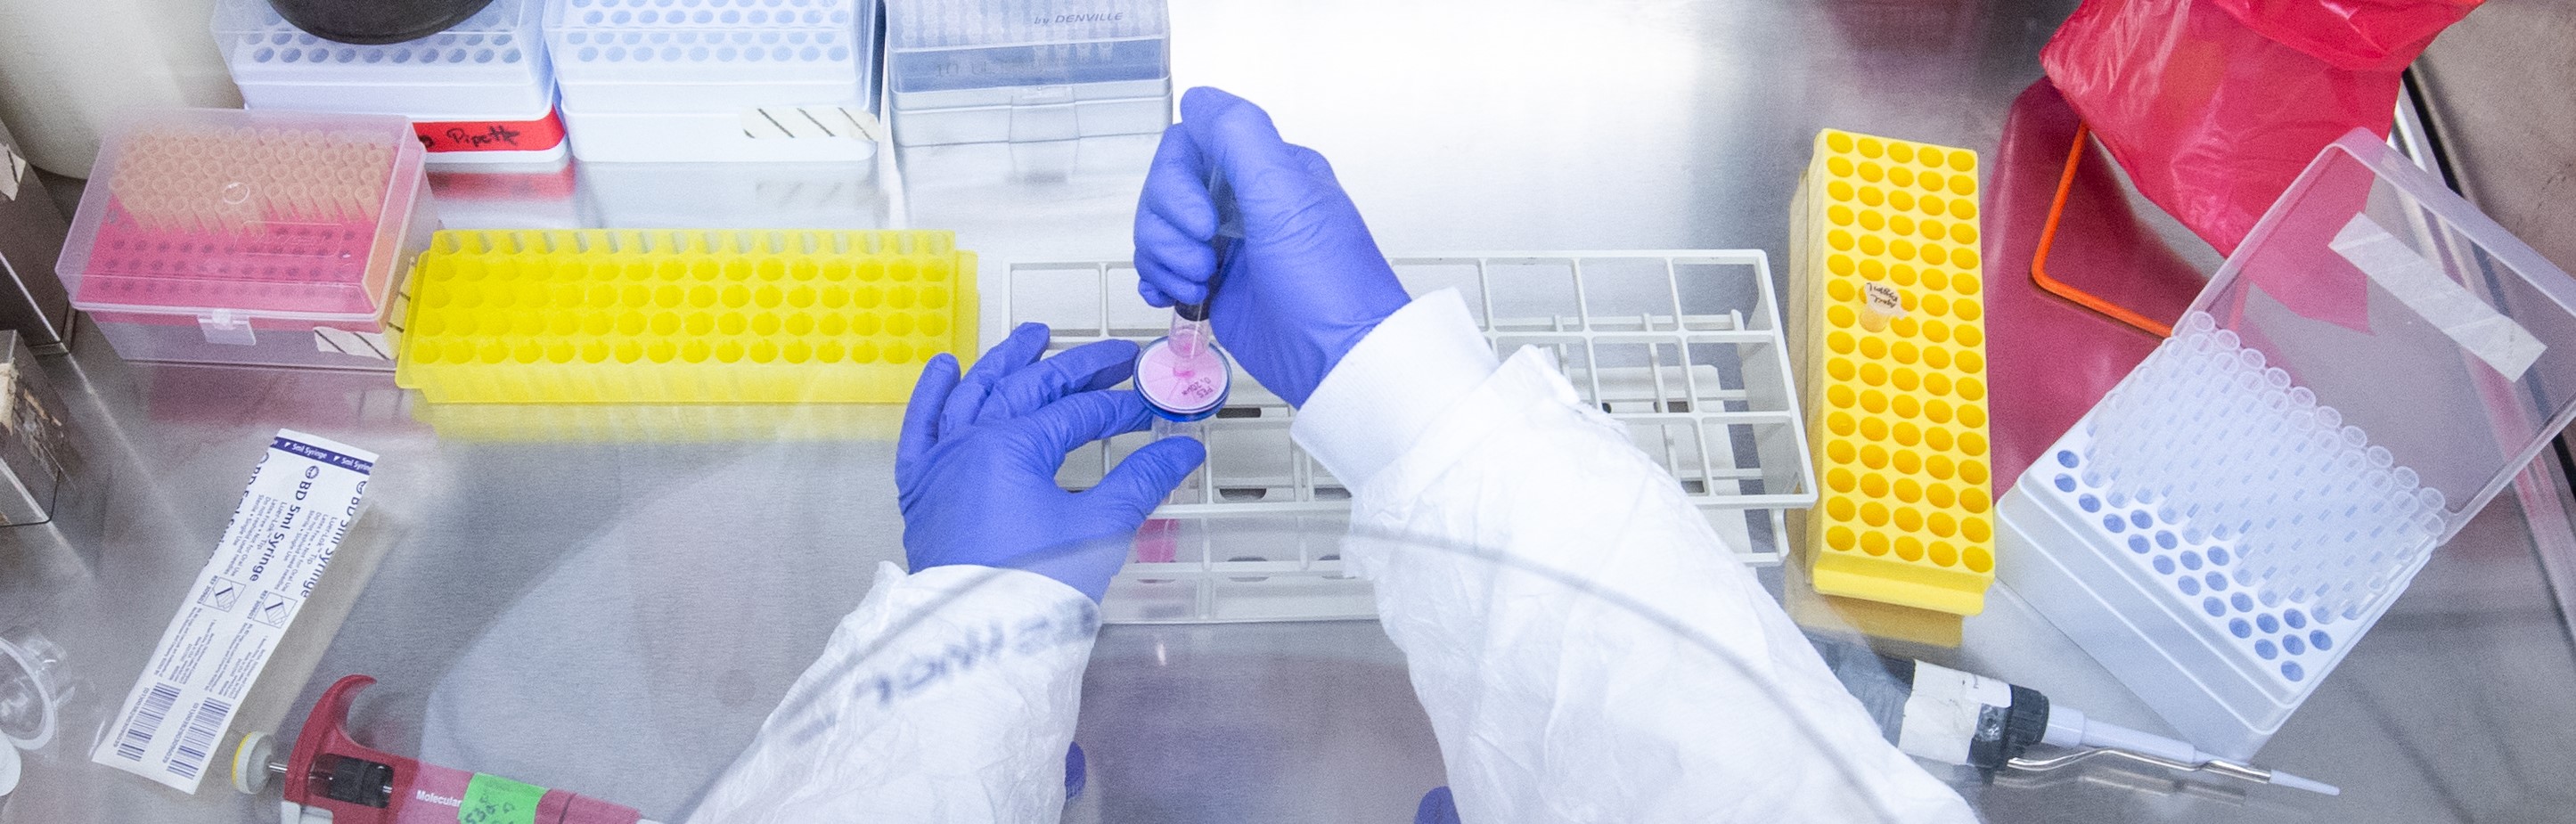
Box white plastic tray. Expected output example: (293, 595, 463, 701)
(546, 0, 881, 113)
(215, 0, 553, 119)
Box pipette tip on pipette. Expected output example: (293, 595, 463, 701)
(2266, 770, 2341, 796)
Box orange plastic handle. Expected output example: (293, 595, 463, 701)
(2031, 123, 2176, 338)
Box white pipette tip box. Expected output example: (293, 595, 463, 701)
(1997, 131, 2576, 761)
(884, 0, 1171, 146)
(544, 0, 887, 162)
(212, 0, 567, 167)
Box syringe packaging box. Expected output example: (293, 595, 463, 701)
(884, 0, 1171, 146)
(1997, 132, 2576, 760)
(93, 430, 377, 792)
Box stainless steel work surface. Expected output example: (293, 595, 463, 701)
(2415, 0, 2576, 635)
(4, 1, 2575, 821)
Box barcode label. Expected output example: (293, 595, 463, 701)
(114, 683, 183, 762)
(166, 697, 233, 781)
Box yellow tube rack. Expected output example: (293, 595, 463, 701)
(1791, 129, 1995, 616)
(396, 229, 977, 404)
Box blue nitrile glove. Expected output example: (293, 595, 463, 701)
(1065, 742, 1087, 800)
(1133, 86, 1411, 407)
(897, 322, 1208, 601)
(1413, 787, 1461, 824)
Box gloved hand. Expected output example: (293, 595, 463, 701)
(1414, 787, 1462, 824)
(1133, 86, 1412, 407)
(897, 322, 1207, 601)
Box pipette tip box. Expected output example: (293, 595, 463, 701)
(56, 109, 436, 371)
(1996, 131, 2576, 760)
(545, 0, 887, 162)
(1791, 128, 1996, 616)
(885, 0, 1171, 146)
(213, 0, 568, 168)
(395, 229, 975, 404)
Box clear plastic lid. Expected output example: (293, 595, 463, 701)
(886, 0, 1168, 94)
(56, 109, 428, 321)
(2189, 129, 2576, 540)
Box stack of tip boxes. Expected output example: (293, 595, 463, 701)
(55, 110, 436, 370)
(1999, 131, 2576, 760)
(214, 0, 567, 167)
(885, 0, 1170, 146)
(1791, 129, 1995, 616)
(545, 0, 886, 162)
(396, 229, 974, 402)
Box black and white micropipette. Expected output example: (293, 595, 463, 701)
(1808, 635, 2339, 795)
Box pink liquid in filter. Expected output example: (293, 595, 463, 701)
(1137, 326, 1228, 416)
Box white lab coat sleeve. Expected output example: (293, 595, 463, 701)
(1293, 290, 1979, 823)
(683, 562, 1095, 824)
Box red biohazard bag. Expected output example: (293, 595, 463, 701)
(2040, 0, 2479, 256)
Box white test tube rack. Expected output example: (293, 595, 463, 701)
(1005, 251, 1817, 624)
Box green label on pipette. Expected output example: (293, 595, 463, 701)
(459, 773, 545, 824)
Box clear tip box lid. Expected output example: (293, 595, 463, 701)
(2188, 129, 2576, 540)
(886, 0, 1168, 94)
(56, 109, 428, 322)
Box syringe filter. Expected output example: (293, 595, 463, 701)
(1134, 332, 1231, 421)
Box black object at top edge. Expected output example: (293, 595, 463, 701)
(268, 0, 499, 45)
